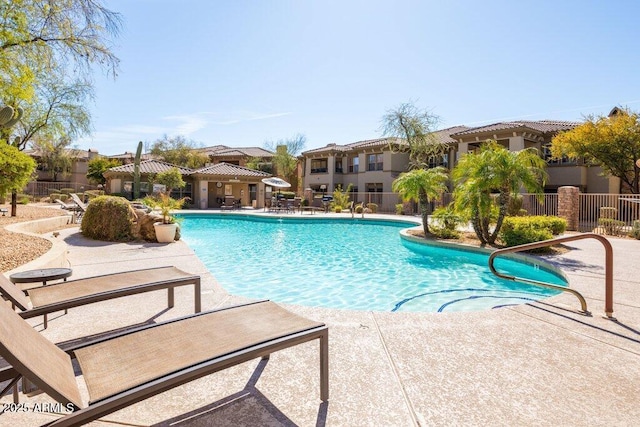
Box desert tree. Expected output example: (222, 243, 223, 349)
(0, 0, 122, 102)
(149, 135, 208, 169)
(264, 133, 307, 189)
(86, 156, 120, 185)
(0, 143, 36, 203)
(31, 136, 77, 182)
(551, 108, 640, 193)
(380, 101, 447, 168)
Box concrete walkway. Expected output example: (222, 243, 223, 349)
(2, 214, 639, 426)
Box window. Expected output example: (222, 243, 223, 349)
(335, 158, 343, 173)
(542, 144, 576, 165)
(310, 159, 328, 173)
(124, 181, 150, 198)
(170, 182, 192, 200)
(366, 183, 383, 204)
(348, 156, 359, 173)
(367, 154, 383, 171)
(428, 154, 448, 169)
(366, 183, 383, 192)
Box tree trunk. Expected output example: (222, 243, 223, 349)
(488, 192, 509, 244)
(470, 210, 487, 244)
(10, 191, 17, 217)
(419, 193, 430, 235)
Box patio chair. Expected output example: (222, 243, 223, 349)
(0, 266, 201, 329)
(221, 195, 235, 210)
(53, 199, 83, 222)
(69, 193, 88, 213)
(0, 300, 329, 426)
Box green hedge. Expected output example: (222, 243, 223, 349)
(80, 196, 136, 242)
(499, 216, 566, 247)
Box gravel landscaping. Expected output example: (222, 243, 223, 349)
(0, 203, 73, 272)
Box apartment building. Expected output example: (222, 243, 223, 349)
(300, 120, 617, 199)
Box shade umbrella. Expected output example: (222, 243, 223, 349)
(262, 177, 291, 195)
(261, 177, 291, 189)
(262, 177, 291, 205)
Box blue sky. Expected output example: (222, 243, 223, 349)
(78, 0, 640, 155)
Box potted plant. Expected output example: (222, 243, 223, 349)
(146, 193, 186, 243)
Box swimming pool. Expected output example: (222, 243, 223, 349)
(178, 214, 567, 313)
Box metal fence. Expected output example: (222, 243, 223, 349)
(521, 193, 558, 216)
(519, 193, 640, 234)
(23, 182, 100, 198)
(577, 193, 640, 233)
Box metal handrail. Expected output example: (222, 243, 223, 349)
(488, 233, 614, 318)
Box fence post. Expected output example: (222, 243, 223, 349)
(558, 186, 580, 231)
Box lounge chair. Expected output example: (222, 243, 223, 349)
(301, 198, 325, 214)
(69, 193, 87, 211)
(53, 199, 83, 222)
(0, 266, 201, 329)
(0, 300, 329, 426)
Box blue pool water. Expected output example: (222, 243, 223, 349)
(178, 214, 567, 313)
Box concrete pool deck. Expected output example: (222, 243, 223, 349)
(1, 211, 639, 426)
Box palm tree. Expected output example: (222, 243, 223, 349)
(392, 167, 448, 235)
(452, 141, 547, 245)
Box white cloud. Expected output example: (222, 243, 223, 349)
(163, 114, 209, 135)
(163, 110, 293, 127)
(76, 109, 292, 154)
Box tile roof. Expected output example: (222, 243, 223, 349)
(200, 145, 274, 158)
(452, 120, 580, 137)
(25, 148, 97, 159)
(302, 137, 405, 155)
(106, 159, 194, 175)
(193, 162, 271, 177)
(432, 126, 470, 144)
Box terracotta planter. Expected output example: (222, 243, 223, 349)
(153, 222, 178, 243)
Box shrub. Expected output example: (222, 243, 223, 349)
(81, 195, 137, 241)
(506, 194, 524, 216)
(50, 192, 62, 201)
(430, 206, 463, 239)
(60, 188, 75, 195)
(330, 184, 353, 210)
(599, 207, 617, 218)
(395, 204, 404, 215)
(630, 220, 640, 239)
(85, 189, 105, 200)
(499, 215, 566, 247)
(278, 191, 295, 199)
(17, 194, 30, 204)
(366, 203, 378, 213)
(526, 215, 567, 235)
(598, 218, 625, 236)
(355, 204, 364, 214)
(334, 206, 342, 213)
